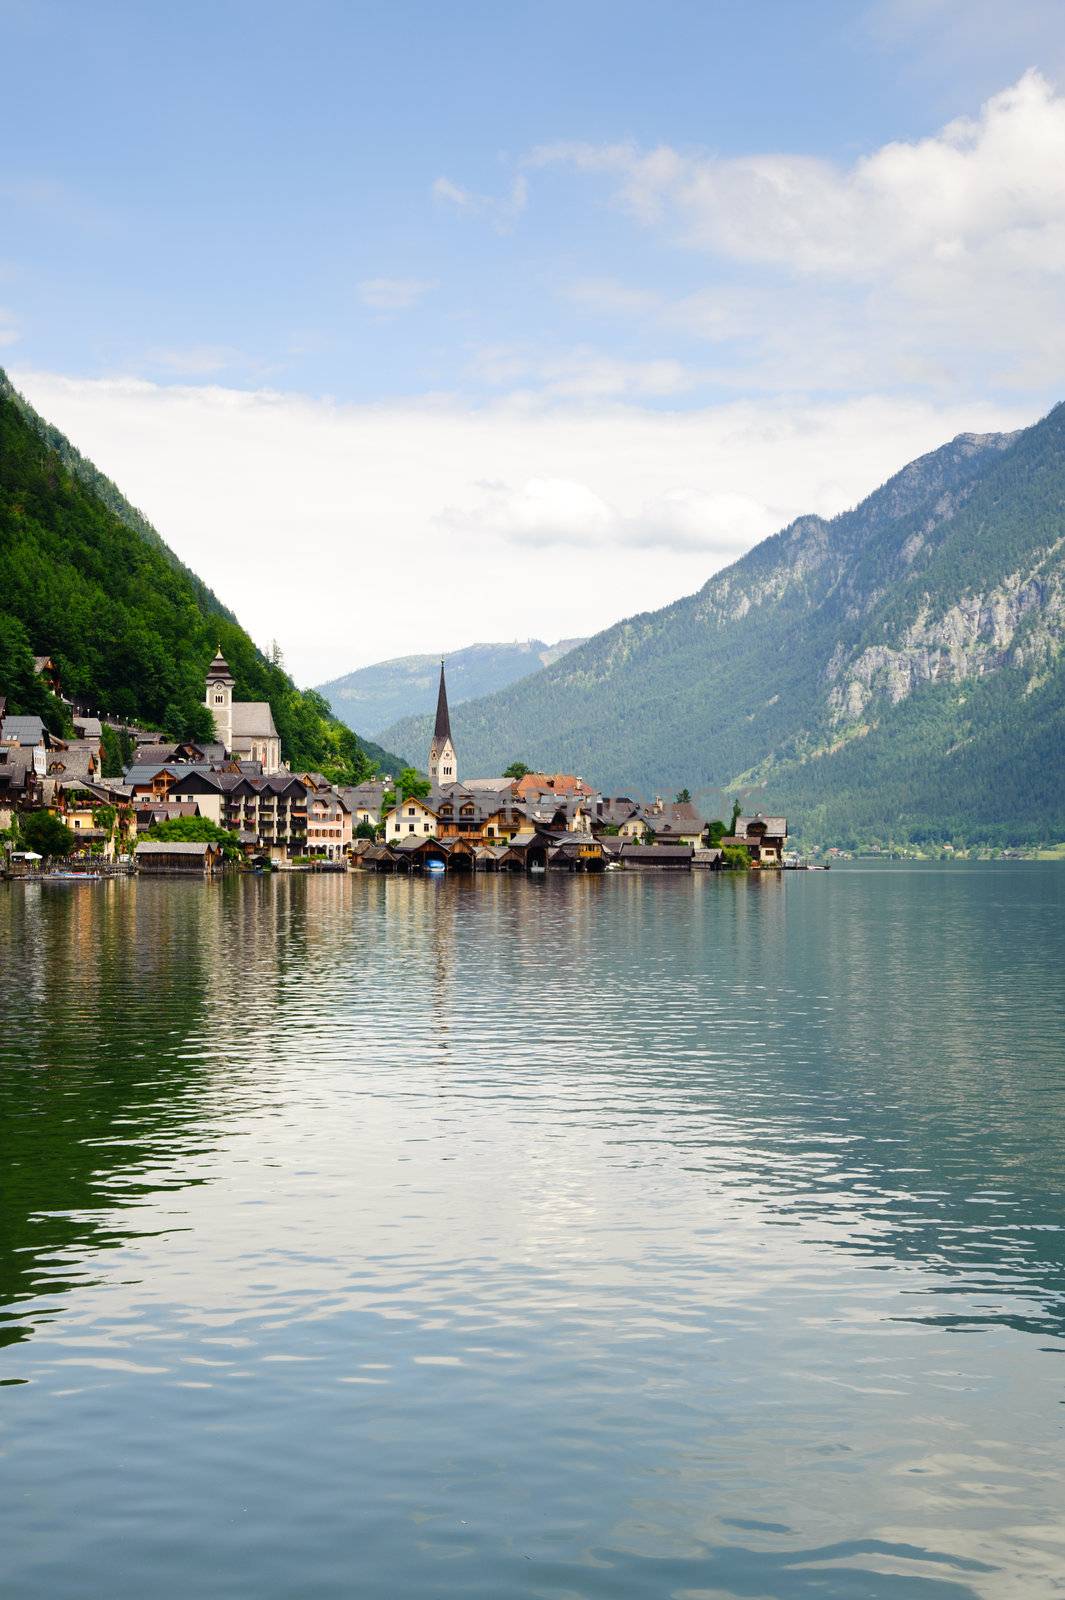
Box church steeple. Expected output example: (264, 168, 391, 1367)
(433, 659, 451, 742)
(428, 659, 457, 786)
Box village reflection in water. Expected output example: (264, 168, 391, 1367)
(1, 867, 1064, 1599)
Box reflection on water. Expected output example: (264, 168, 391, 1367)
(1, 867, 1064, 1598)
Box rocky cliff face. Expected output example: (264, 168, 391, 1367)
(380, 404, 1065, 842)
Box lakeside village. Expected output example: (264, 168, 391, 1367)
(2, 652, 794, 879)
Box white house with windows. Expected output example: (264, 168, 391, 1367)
(384, 794, 439, 841)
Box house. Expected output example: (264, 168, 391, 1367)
(643, 799, 706, 846)
(693, 848, 724, 869)
(73, 714, 103, 740)
(204, 650, 282, 773)
(619, 844, 693, 870)
(1, 715, 49, 776)
(47, 738, 102, 786)
(33, 655, 63, 697)
(594, 797, 648, 839)
(305, 787, 352, 860)
(124, 765, 227, 823)
(220, 772, 309, 861)
(0, 746, 41, 814)
(432, 785, 527, 845)
(385, 793, 439, 841)
(725, 814, 788, 866)
(513, 771, 597, 803)
(136, 840, 224, 874)
(339, 779, 390, 829)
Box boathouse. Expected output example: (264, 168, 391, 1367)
(136, 840, 224, 875)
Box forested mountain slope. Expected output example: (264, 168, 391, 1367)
(381, 407, 1065, 845)
(0, 372, 403, 781)
(317, 637, 584, 737)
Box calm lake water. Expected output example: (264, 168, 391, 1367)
(1, 866, 1064, 1599)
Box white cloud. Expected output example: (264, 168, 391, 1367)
(10, 369, 1031, 686)
(357, 276, 436, 311)
(432, 172, 527, 231)
(533, 73, 1065, 274)
(532, 72, 1065, 389)
(0, 307, 19, 347)
(438, 477, 776, 556)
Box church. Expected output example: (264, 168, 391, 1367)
(428, 660, 458, 784)
(205, 650, 282, 773)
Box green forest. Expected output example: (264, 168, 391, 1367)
(0, 372, 403, 784)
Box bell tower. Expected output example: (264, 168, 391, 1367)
(428, 659, 457, 786)
(205, 647, 235, 752)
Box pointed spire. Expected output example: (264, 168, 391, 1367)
(433, 658, 451, 741)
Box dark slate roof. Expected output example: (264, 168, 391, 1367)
(1, 715, 46, 746)
(736, 814, 787, 836)
(206, 649, 234, 683)
(124, 764, 225, 789)
(137, 840, 215, 856)
(433, 660, 451, 742)
(622, 844, 694, 860)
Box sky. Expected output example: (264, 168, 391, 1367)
(3, 0, 1065, 684)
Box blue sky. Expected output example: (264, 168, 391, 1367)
(4, 0, 1065, 679)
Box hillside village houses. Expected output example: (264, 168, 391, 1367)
(2, 651, 788, 874)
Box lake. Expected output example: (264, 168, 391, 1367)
(1, 865, 1064, 1599)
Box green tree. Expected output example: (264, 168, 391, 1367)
(137, 816, 242, 860)
(706, 819, 726, 847)
(397, 766, 431, 799)
(675, 787, 692, 803)
(729, 800, 742, 837)
(21, 811, 75, 857)
(722, 843, 750, 870)
(504, 762, 531, 779)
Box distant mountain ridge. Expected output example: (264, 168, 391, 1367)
(380, 409, 1065, 846)
(317, 637, 584, 738)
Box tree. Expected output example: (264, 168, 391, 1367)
(729, 799, 742, 837)
(721, 844, 750, 870)
(504, 762, 531, 779)
(21, 811, 74, 858)
(354, 820, 377, 840)
(397, 766, 431, 799)
(675, 788, 691, 804)
(137, 816, 242, 860)
(706, 819, 726, 848)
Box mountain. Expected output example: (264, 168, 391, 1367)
(0, 369, 406, 780)
(380, 407, 1065, 847)
(316, 638, 584, 738)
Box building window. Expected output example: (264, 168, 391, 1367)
(423, 824, 430, 833)
(408, 823, 415, 833)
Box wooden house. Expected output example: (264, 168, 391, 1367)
(136, 841, 224, 874)
(726, 815, 788, 866)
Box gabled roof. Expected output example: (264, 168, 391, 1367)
(137, 840, 217, 856)
(231, 702, 279, 739)
(736, 814, 787, 836)
(1, 715, 46, 747)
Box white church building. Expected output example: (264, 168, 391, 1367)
(205, 649, 282, 774)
